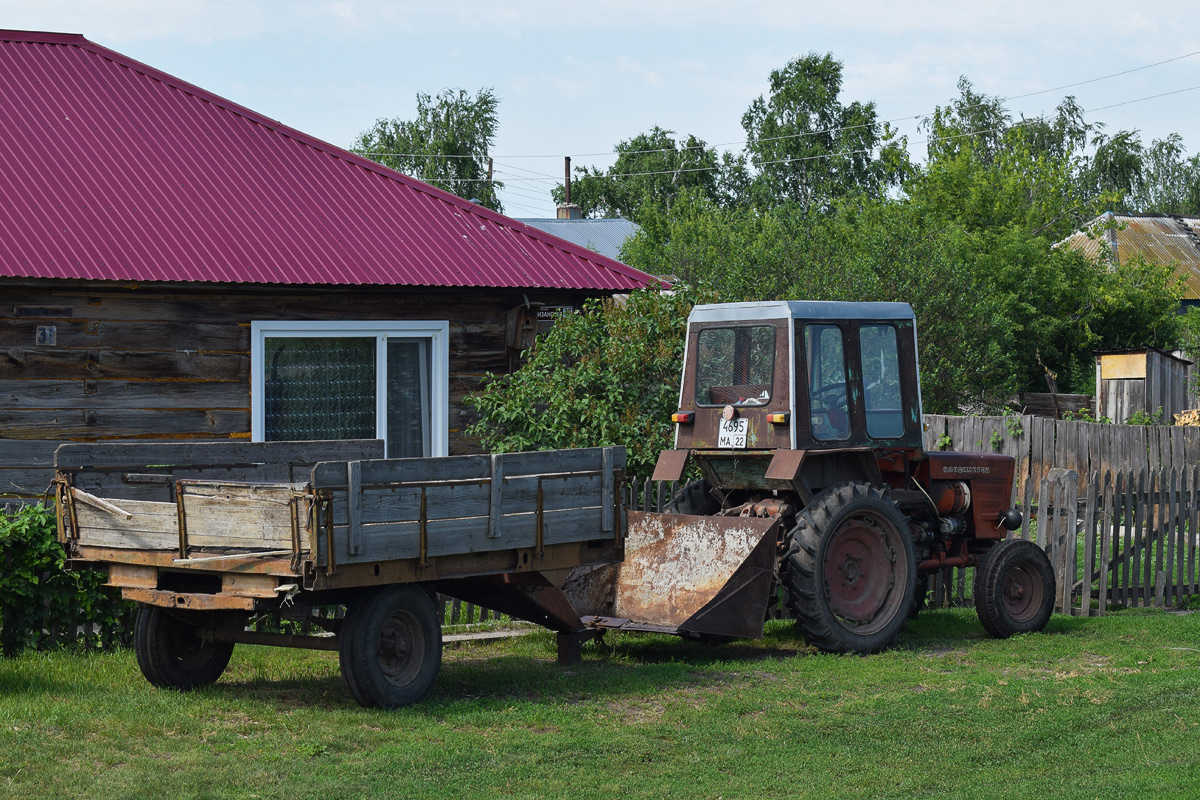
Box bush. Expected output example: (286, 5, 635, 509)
(467, 286, 715, 476)
(0, 503, 133, 656)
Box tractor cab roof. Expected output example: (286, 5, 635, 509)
(688, 300, 916, 325)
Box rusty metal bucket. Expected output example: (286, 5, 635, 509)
(564, 511, 780, 640)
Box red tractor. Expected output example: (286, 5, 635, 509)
(569, 300, 1055, 653)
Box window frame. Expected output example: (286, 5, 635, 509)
(250, 320, 450, 457)
(692, 324, 778, 408)
(859, 322, 905, 440)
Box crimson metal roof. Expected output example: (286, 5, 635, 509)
(1059, 212, 1200, 300)
(0, 30, 663, 291)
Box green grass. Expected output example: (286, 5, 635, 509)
(2, 608, 1198, 799)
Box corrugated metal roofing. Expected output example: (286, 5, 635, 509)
(514, 217, 640, 262)
(0, 30, 663, 291)
(1060, 212, 1200, 300)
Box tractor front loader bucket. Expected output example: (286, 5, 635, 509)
(564, 511, 780, 640)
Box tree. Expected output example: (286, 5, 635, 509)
(552, 127, 720, 220)
(466, 286, 715, 476)
(355, 88, 504, 211)
(741, 53, 909, 212)
(922, 77, 1010, 166)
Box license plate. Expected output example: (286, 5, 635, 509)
(717, 418, 748, 448)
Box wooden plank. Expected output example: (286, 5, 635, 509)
(333, 506, 606, 564)
(179, 484, 298, 548)
(58, 439, 383, 469)
(0, 319, 249, 351)
(1081, 472, 1098, 616)
(1153, 468, 1166, 607)
(0, 407, 249, 439)
(602, 447, 615, 533)
(0, 348, 248, 381)
(0, 439, 64, 466)
(1035, 475, 1050, 549)
(347, 461, 362, 556)
(0, 379, 247, 409)
(1019, 472, 1033, 541)
(0, 467, 59, 496)
(312, 454, 490, 488)
(1142, 466, 1155, 608)
(1185, 465, 1195, 597)
(1175, 467, 1187, 606)
(488, 454, 503, 539)
(498, 447, 614, 477)
(1166, 468, 1178, 607)
(74, 498, 178, 549)
(1098, 471, 1112, 616)
(1111, 470, 1124, 607)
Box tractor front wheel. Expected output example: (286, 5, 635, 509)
(782, 483, 917, 654)
(973, 538, 1055, 638)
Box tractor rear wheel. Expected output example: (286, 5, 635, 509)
(782, 483, 916, 654)
(134, 606, 234, 690)
(973, 538, 1055, 638)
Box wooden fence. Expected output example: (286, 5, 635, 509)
(922, 414, 1200, 499)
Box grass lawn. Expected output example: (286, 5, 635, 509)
(1, 607, 1197, 800)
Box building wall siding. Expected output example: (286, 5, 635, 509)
(0, 280, 592, 497)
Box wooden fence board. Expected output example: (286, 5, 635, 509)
(1081, 472, 1098, 616)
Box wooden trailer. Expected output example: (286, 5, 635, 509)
(55, 441, 626, 708)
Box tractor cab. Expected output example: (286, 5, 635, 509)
(673, 300, 924, 453)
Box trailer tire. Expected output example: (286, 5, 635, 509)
(664, 479, 720, 516)
(339, 586, 442, 709)
(782, 483, 916, 654)
(973, 538, 1055, 638)
(133, 606, 234, 690)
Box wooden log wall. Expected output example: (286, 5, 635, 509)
(0, 279, 595, 499)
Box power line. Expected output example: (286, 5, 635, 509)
(351, 46, 1200, 167)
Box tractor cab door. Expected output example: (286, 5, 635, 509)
(796, 319, 923, 451)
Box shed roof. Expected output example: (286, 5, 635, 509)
(0, 30, 663, 291)
(1059, 212, 1200, 300)
(513, 217, 640, 262)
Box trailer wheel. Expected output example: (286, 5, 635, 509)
(664, 479, 720, 515)
(782, 483, 916, 654)
(133, 606, 234, 690)
(339, 586, 442, 709)
(973, 539, 1055, 638)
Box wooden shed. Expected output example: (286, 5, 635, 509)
(0, 31, 664, 500)
(1094, 347, 1197, 424)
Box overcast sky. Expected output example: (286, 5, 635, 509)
(7, 1, 1200, 217)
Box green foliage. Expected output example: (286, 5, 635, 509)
(355, 87, 504, 211)
(553, 126, 721, 221)
(466, 287, 715, 476)
(1002, 408, 1024, 438)
(1125, 407, 1165, 426)
(989, 430, 1003, 452)
(0, 505, 132, 656)
(1061, 408, 1112, 424)
(740, 52, 909, 211)
(936, 433, 953, 451)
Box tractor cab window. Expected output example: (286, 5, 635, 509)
(805, 324, 850, 440)
(860, 324, 904, 438)
(694, 325, 776, 406)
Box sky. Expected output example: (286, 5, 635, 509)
(6, 1, 1200, 217)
